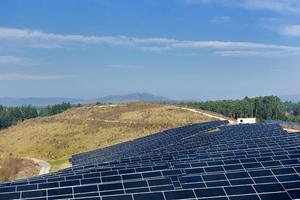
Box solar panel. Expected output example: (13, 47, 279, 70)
(0, 120, 300, 199)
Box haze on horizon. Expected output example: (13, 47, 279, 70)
(0, 0, 299, 101)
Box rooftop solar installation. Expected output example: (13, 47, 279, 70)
(1, 120, 300, 199)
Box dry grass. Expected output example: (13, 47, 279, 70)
(0, 103, 213, 174)
(0, 155, 38, 182)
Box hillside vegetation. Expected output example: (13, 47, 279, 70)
(0, 103, 212, 174)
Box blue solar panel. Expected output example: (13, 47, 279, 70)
(0, 120, 300, 199)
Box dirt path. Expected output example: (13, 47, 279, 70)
(24, 158, 51, 175)
(283, 128, 299, 133)
(178, 106, 300, 133)
(179, 107, 236, 125)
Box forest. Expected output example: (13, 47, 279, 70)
(0, 102, 73, 129)
(179, 96, 300, 122)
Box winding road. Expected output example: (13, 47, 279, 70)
(24, 157, 51, 175)
(179, 106, 299, 133)
(179, 107, 236, 125)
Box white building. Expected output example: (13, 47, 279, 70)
(237, 118, 256, 124)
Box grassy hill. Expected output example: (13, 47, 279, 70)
(0, 103, 213, 174)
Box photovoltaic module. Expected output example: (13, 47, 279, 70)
(0, 120, 300, 199)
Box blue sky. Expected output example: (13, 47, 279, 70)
(0, 0, 299, 100)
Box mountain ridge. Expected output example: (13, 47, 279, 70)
(0, 93, 170, 106)
(280, 94, 300, 103)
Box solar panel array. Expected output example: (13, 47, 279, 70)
(1, 120, 300, 200)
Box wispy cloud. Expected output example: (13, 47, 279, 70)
(279, 25, 300, 37)
(1, 27, 300, 57)
(141, 41, 300, 57)
(182, 0, 300, 14)
(243, 0, 300, 13)
(0, 27, 175, 47)
(0, 73, 76, 81)
(0, 56, 34, 65)
(105, 64, 142, 69)
(216, 50, 297, 57)
(210, 16, 231, 23)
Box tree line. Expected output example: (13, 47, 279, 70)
(178, 96, 300, 122)
(282, 101, 300, 116)
(0, 102, 73, 129)
(281, 101, 300, 122)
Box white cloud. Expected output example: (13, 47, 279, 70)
(105, 64, 142, 69)
(1, 27, 300, 57)
(141, 46, 173, 52)
(181, 0, 300, 14)
(0, 56, 33, 65)
(0, 73, 76, 81)
(216, 50, 298, 57)
(243, 0, 300, 14)
(0, 27, 178, 53)
(0, 55, 43, 66)
(279, 25, 300, 37)
(0, 27, 174, 46)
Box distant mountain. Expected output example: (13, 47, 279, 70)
(0, 93, 171, 106)
(95, 93, 170, 103)
(280, 94, 300, 103)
